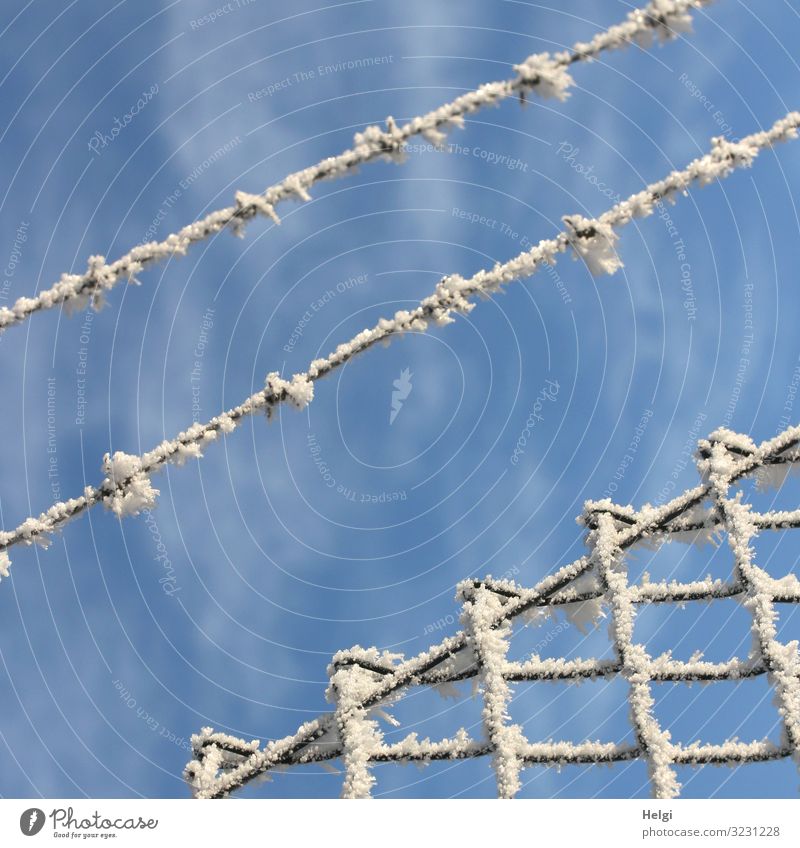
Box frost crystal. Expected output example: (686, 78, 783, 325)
(101, 452, 159, 517)
(330, 661, 383, 798)
(265, 372, 315, 410)
(564, 215, 623, 277)
(0, 1, 723, 337)
(185, 421, 800, 798)
(234, 190, 281, 225)
(594, 513, 680, 798)
(215, 414, 236, 434)
(464, 588, 525, 798)
(755, 461, 798, 493)
(563, 597, 606, 633)
(514, 53, 574, 101)
(3, 53, 800, 611)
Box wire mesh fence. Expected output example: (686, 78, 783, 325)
(186, 425, 800, 798)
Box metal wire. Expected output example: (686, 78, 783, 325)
(185, 426, 800, 798)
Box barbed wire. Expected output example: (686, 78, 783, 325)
(185, 425, 800, 798)
(2, 110, 797, 584)
(0, 0, 795, 806)
(0, 0, 718, 337)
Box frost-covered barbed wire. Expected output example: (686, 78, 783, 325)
(185, 424, 800, 798)
(2, 112, 797, 583)
(0, 0, 719, 337)
(0, 371, 314, 580)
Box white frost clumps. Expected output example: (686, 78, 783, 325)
(0, 2, 726, 338)
(234, 190, 281, 226)
(101, 452, 159, 517)
(329, 660, 383, 799)
(563, 215, 623, 277)
(463, 588, 525, 798)
(639, 0, 697, 43)
(525, 566, 606, 633)
(705, 426, 756, 454)
(173, 441, 204, 466)
(574, 0, 708, 56)
(755, 461, 799, 493)
(670, 524, 719, 548)
(0, 370, 316, 571)
(265, 372, 315, 410)
(563, 595, 606, 634)
(667, 503, 719, 547)
(185, 419, 800, 797)
(594, 513, 681, 799)
(514, 53, 574, 101)
(186, 740, 225, 798)
(185, 729, 261, 798)
(702, 438, 800, 760)
(0, 112, 800, 588)
(353, 115, 407, 162)
(214, 413, 237, 434)
(325, 647, 405, 798)
(0, 550, 10, 580)
(0, 495, 95, 580)
(714, 472, 800, 753)
(380, 728, 478, 761)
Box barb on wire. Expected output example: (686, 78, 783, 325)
(185, 424, 800, 799)
(0, 0, 719, 337)
(1, 110, 798, 583)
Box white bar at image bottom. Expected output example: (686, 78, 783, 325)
(0, 798, 796, 846)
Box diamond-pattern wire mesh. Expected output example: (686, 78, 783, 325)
(186, 426, 800, 798)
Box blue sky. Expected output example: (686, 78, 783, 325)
(1, 0, 800, 799)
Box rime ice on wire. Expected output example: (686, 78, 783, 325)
(186, 422, 800, 798)
(2, 110, 798, 582)
(0, 1, 719, 337)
